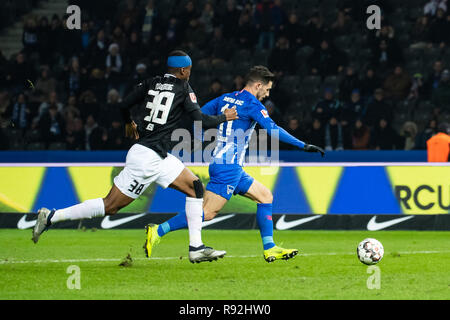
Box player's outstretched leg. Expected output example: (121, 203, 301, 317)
(31, 198, 105, 243)
(32, 186, 133, 244)
(257, 203, 299, 262)
(185, 196, 226, 263)
(143, 189, 227, 258)
(143, 209, 207, 258)
(153, 168, 226, 263)
(245, 180, 299, 262)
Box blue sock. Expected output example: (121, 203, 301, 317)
(157, 210, 205, 237)
(256, 203, 275, 250)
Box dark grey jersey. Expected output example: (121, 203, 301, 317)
(120, 74, 226, 158)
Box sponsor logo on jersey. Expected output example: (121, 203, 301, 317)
(223, 96, 244, 105)
(190, 92, 197, 103)
(227, 185, 235, 195)
(260, 109, 269, 118)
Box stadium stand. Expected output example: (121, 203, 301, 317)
(0, 0, 449, 151)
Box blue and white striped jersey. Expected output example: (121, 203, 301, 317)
(202, 89, 305, 166)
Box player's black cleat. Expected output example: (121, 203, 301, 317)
(188, 245, 226, 264)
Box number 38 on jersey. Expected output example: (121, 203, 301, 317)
(144, 90, 175, 131)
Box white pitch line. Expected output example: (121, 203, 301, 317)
(1, 250, 449, 265)
(0, 255, 260, 265)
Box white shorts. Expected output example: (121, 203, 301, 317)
(114, 144, 185, 199)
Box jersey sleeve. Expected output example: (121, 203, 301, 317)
(189, 108, 227, 128)
(201, 96, 222, 115)
(185, 84, 227, 128)
(119, 79, 149, 122)
(249, 102, 306, 149)
(183, 83, 202, 113)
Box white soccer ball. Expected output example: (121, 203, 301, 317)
(357, 238, 384, 265)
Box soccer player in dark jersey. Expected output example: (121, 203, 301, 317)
(144, 66, 325, 263)
(32, 50, 238, 263)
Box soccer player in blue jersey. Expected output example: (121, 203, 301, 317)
(144, 66, 324, 262)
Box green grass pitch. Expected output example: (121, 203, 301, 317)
(0, 229, 449, 300)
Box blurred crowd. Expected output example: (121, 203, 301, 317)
(0, 0, 449, 151)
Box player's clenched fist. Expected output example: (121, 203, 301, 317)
(304, 144, 325, 157)
(224, 106, 239, 121)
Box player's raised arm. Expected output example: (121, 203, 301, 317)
(251, 104, 324, 157)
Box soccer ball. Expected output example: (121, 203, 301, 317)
(357, 238, 384, 265)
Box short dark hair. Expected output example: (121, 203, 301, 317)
(245, 66, 275, 85)
(168, 50, 188, 57)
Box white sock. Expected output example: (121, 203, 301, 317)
(185, 197, 204, 248)
(50, 198, 105, 224)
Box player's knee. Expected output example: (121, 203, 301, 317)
(260, 189, 273, 204)
(192, 179, 204, 199)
